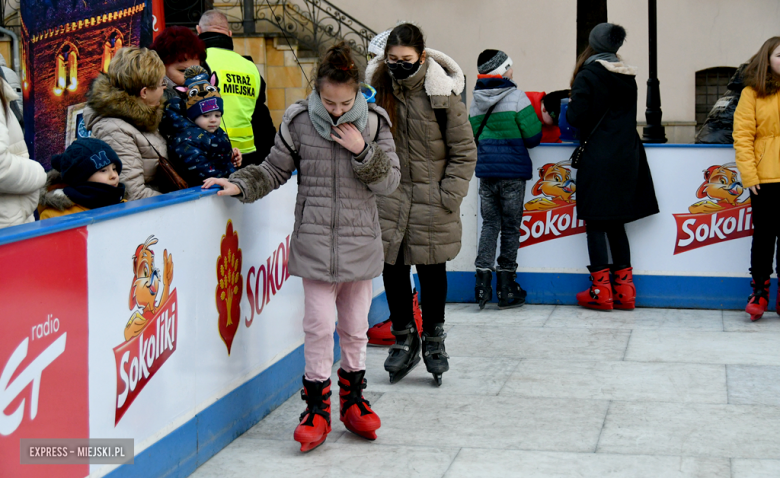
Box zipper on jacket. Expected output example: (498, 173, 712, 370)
(331, 141, 338, 282)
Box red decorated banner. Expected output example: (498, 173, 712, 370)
(152, 0, 166, 40)
(673, 204, 753, 254)
(520, 203, 586, 248)
(0, 229, 89, 478)
(114, 289, 178, 425)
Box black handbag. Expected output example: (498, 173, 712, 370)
(569, 108, 609, 169)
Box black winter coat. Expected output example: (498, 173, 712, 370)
(567, 61, 659, 222)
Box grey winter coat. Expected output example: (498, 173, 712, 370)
(228, 98, 401, 283)
(365, 49, 478, 265)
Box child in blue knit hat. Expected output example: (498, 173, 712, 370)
(39, 138, 126, 219)
(160, 65, 242, 186)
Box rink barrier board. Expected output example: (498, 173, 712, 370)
(0, 143, 759, 478)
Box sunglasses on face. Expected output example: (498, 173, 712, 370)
(385, 59, 418, 70)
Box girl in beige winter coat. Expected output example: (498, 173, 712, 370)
(368, 23, 477, 385)
(0, 78, 45, 229)
(84, 47, 168, 201)
(204, 43, 400, 452)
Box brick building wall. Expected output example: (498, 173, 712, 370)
(22, 5, 144, 168)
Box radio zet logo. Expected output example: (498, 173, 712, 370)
(520, 161, 585, 248)
(0, 316, 66, 436)
(113, 235, 178, 425)
(673, 163, 753, 254)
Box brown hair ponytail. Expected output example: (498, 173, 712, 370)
(744, 37, 780, 98)
(315, 41, 360, 91)
(570, 45, 596, 88)
(372, 23, 426, 129)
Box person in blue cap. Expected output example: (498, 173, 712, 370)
(39, 138, 126, 219)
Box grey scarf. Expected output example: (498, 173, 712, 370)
(585, 52, 620, 66)
(308, 90, 368, 141)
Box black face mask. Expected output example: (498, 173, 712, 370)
(386, 59, 421, 80)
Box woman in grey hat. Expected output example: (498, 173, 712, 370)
(566, 23, 659, 311)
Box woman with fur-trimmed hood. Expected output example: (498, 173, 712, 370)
(566, 23, 658, 311)
(367, 23, 477, 385)
(83, 47, 168, 201)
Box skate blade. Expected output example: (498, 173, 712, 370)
(578, 301, 614, 311)
(613, 303, 636, 311)
(344, 424, 378, 441)
(388, 356, 421, 384)
(750, 313, 764, 322)
(497, 302, 526, 310)
(478, 300, 487, 310)
(298, 435, 327, 452)
(433, 374, 442, 386)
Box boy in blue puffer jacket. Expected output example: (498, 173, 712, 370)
(161, 65, 240, 186)
(470, 49, 542, 310)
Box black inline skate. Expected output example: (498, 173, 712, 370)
(421, 323, 449, 386)
(496, 270, 527, 310)
(384, 321, 421, 384)
(475, 269, 493, 310)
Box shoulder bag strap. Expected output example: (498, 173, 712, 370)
(474, 104, 497, 146)
(582, 108, 610, 145)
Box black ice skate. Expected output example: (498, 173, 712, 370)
(475, 269, 493, 310)
(384, 322, 421, 384)
(496, 270, 527, 310)
(421, 323, 449, 386)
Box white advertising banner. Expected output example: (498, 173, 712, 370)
(86, 183, 304, 475)
(477, 145, 749, 277)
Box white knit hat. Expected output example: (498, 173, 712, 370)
(368, 29, 392, 57)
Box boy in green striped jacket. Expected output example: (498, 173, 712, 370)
(469, 49, 542, 310)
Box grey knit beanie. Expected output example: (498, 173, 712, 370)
(477, 49, 513, 76)
(368, 29, 392, 57)
(588, 23, 627, 54)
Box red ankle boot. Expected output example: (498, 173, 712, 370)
(338, 369, 381, 440)
(576, 267, 613, 310)
(747, 278, 770, 322)
(294, 377, 331, 452)
(611, 266, 636, 310)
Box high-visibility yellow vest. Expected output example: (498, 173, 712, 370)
(206, 47, 261, 153)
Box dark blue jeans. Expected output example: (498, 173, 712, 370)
(475, 178, 527, 271)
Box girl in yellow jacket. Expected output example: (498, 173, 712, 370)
(733, 36, 780, 321)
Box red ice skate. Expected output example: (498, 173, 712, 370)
(576, 267, 613, 310)
(338, 369, 381, 440)
(367, 290, 423, 345)
(293, 377, 331, 452)
(746, 278, 770, 322)
(611, 266, 636, 310)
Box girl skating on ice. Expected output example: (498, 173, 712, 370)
(204, 42, 400, 451)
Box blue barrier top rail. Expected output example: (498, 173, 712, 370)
(0, 186, 221, 248)
(0, 143, 735, 247)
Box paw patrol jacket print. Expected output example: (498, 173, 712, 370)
(160, 97, 235, 185)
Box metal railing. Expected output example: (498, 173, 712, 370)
(202, 0, 376, 66)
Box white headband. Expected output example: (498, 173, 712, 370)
(489, 57, 513, 77)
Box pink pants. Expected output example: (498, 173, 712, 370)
(302, 278, 372, 381)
